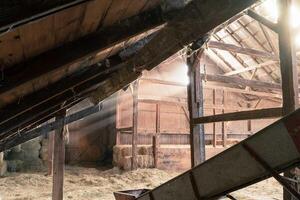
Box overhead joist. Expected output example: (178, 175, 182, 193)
(224, 60, 279, 76)
(0, 59, 137, 140)
(0, 0, 92, 33)
(0, 8, 165, 108)
(208, 41, 279, 60)
(0, 0, 258, 151)
(247, 10, 279, 33)
(201, 73, 282, 91)
(132, 0, 258, 72)
(193, 107, 282, 124)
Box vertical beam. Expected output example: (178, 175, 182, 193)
(278, 1, 299, 199)
(47, 133, 54, 175)
(131, 81, 139, 170)
(116, 92, 121, 145)
(278, 0, 299, 115)
(52, 110, 66, 200)
(247, 103, 252, 133)
(212, 89, 217, 147)
(222, 90, 227, 147)
(187, 50, 206, 167)
(154, 103, 160, 168)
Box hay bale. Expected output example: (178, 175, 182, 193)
(0, 160, 7, 176)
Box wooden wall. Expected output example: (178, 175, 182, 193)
(116, 56, 281, 146)
(65, 95, 117, 165)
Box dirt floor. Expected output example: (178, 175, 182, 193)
(0, 166, 282, 200)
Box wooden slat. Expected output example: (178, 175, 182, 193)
(19, 15, 55, 59)
(0, 29, 24, 68)
(131, 81, 139, 170)
(202, 73, 282, 91)
(208, 41, 279, 60)
(278, 1, 300, 199)
(52, 110, 66, 200)
(53, 4, 87, 45)
(193, 107, 283, 124)
(79, 0, 112, 35)
(187, 51, 205, 166)
(247, 9, 278, 32)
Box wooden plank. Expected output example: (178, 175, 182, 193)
(212, 89, 217, 147)
(224, 60, 278, 76)
(0, 12, 164, 108)
(202, 73, 282, 91)
(79, 0, 112, 35)
(47, 133, 55, 176)
(52, 110, 66, 200)
(131, 81, 139, 170)
(187, 51, 205, 167)
(102, 0, 130, 27)
(247, 10, 278, 32)
(278, 1, 300, 199)
(53, 4, 87, 45)
(193, 107, 283, 124)
(208, 41, 279, 60)
(133, 0, 257, 72)
(221, 90, 227, 147)
(204, 84, 282, 99)
(137, 108, 300, 200)
(19, 15, 55, 59)
(0, 29, 24, 68)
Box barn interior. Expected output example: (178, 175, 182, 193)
(1, 0, 300, 199)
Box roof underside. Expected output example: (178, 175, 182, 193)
(0, 0, 283, 151)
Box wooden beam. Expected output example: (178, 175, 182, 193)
(208, 41, 279, 60)
(278, 1, 299, 199)
(247, 10, 278, 33)
(0, 101, 101, 152)
(221, 90, 227, 147)
(154, 103, 160, 168)
(193, 107, 282, 124)
(0, 9, 165, 108)
(52, 110, 66, 200)
(133, 0, 257, 72)
(224, 60, 279, 76)
(131, 81, 139, 170)
(204, 84, 282, 99)
(187, 50, 205, 166)
(202, 73, 282, 91)
(212, 89, 217, 147)
(47, 133, 54, 176)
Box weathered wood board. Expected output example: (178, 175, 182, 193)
(138, 109, 300, 200)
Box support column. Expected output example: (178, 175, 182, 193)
(187, 50, 206, 167)
(131, 81, 139, 170)
(154, 103, 160, 168)
(52, 110, 66, 200)
(278, 0, 299, 199)
(47, 133, 54, 175)
(222, 90, 227, 147)
(212, 89, 217, 147)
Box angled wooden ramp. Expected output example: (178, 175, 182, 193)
(138, 109, 300, 200)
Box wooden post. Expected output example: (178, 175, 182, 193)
(278, 0, 299, 199)
(187, 50, 206, 167)
(116, 92, 121, 145)
(153, 103, 160, 168)
(221, 90, 227, 147)
(247, 103, 252, 133)
(153, 135, 160, 168)
(212, 89, 217, 147)
(47, 133, 54, 175)
(52, 110, 66, 200)
(131, 81, 139, 170)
